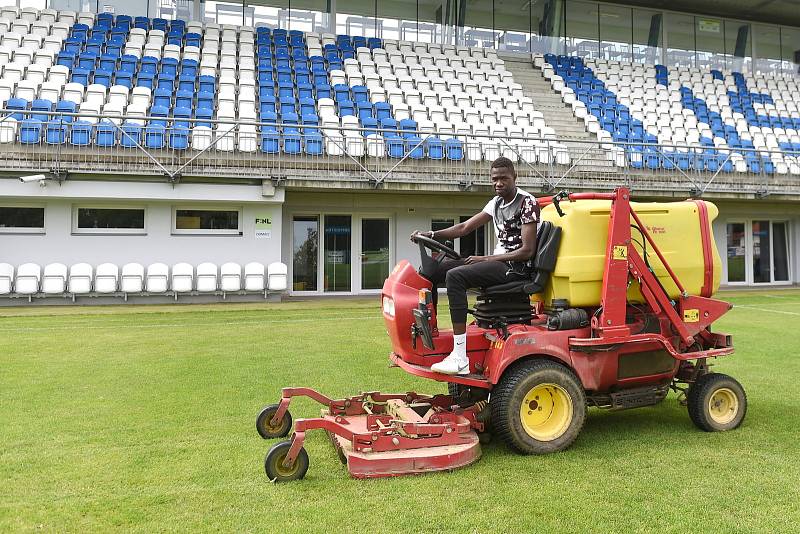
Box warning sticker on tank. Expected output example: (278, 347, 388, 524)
(683, 309, 700, 322)
(613, 246, 628, 260)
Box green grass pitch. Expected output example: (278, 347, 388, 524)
(1, 290, 799, 532)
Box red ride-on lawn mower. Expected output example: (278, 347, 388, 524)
(257, 187, 747, 482)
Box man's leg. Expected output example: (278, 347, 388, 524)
(432, 261, 524, 375)
(425, 258, 467, 311)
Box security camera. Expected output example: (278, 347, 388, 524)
(19, 174, 47, 183)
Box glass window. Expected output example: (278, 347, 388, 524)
(458, 216, 485, 257)
(75, 208, 145, 234)
(531, 0, 565, 55)
(248, 0, 286, 28)
(0, 206, 45, 232)
(417, 0, 445, 44)
(284, 0, 329, 33)
(726, 222, 745, 283)
(336, 0, 377, 38)
(773, 222, 789, 282)
(496, 0, 530, 53)
(377, 0, 416, 42)
(157, 0, 192, 21)
(752, 220, 771, 284)
(633, 9, 662, 65)
(293, 216, 318, 291)
(753, 24, 781, 74)
(694, 16, 724, 70)
(324, 215, 351, 292)
(665, 13, 695, 68)
(565, 0, 598, 59)
(206, 0, 247, 25)
(19, 0, 47, 9)
(174, 209, 240, 234)
(780, 27, 800, 75)
(461, 0, 496, 49)
(725, 20, 751, 72)
(292, 216, 319, 291)
(361, 218, 390, 290)
(599, 4, 631, 62)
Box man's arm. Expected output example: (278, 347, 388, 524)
(465, 222, 537, 264)
(413, 211, 492, 241)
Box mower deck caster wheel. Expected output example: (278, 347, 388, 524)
(265, 441, 309, 482)
(256, 404, 292, 439)
(687, 373, 747, 432)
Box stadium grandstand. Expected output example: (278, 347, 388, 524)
(0, 0, 798, 303)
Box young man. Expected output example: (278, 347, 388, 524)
(412, 157, 540, 375)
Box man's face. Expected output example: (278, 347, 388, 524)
(491, 166, 516, 198)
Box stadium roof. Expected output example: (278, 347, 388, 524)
(606, 0, 800, 27)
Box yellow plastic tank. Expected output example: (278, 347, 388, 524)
(538, 199, 722, 307)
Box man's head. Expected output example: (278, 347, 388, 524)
(490, 157, 517, 200)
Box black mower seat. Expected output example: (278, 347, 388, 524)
(471, 221, 562, 328)
(482, 221, 562, 296)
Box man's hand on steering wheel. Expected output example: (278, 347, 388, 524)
(410, 231, 461, 260)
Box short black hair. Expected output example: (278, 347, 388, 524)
(490, 156, 516, 176)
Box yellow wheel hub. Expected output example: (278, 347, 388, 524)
(519, 383, 573, 441)
(708, 387, 739, 425)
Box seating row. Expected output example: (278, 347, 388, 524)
(0, 262, 288, 297)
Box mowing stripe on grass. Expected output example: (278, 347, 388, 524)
(0, 313, 381, 333)
(734, 305, 800, 316)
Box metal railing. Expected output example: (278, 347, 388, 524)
(2, 108, 800, 197)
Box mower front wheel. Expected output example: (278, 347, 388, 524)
(687, 373, 747, 432)
(256, 404, 292, 439)
(492, 359, 586, 455)
(264, 441, 309, 482)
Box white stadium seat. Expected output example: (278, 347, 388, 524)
(121, 263, 145, 294)
(95, 263, 119, 293)
(195, 262, 218, 292)
(68, 263, 93, 295)
(244, 262, 265, 292)
(267, 262, 288, 291)
(146, 263, 169, 293)
(0, 263, 14, 294)
(42, 263, 67, 294)
(171, 263, 194, 294)
(220, 262, 242, 292)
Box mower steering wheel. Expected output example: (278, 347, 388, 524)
(412, 234, 461, 260)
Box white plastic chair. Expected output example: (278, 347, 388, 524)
(94, 263, 119, 294)
(195, 262, 218, 292)
(15, 263, 41, 295)
(244, 262, 265, 292)
(171, 263, 194, 296)
(68, 263, 93, 296)
(267, 262, 288, 291)
(42, 263, 67, 294)
(146, 262, 169, 293)
(121, 262, 145, 296)
(220, 262, 242, 293)
(0, 263, 13, 294)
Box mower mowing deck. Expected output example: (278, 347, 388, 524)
(257, 388, 484, 480)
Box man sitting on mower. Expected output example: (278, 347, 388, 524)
(412, 156, 539, 375)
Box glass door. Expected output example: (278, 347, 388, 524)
(292, 216, 319, 291)
(324, 215, 352, 292)
(726, 222, 746, 283)
(361, 218, 390, 290)
(752, 220, 771, 283)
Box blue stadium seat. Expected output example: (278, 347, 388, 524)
(70, 121, 94, 146)
(95, 120, 117, 147)
(198, 75, 216, 94)
(169, 126, 190, 150)
(260, 128, 280, 153)
(195, 108, 213, 128)
(153, 88, 171, 108)
(175, 90, 193, 109)
(31, 99, 53, 122)
(93, 69, 113, 87)
(445, 138, 463, 161)
(173, 107, 192, 128)
(161, 58, 179, 77)
(114, 71, 133, 88)
(6, 98, 29, 121)
(19, 119, 43, 144)
(426, 137, 444, 160)
(144, 124, 166, 149)
(45, 120, 68, 144)
(136, 72, 155, 89)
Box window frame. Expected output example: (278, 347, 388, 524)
(0, 203, 46, 234)
(171, 206, 243, 236)
(72, 205, 147, 235)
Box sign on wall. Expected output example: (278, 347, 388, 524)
(255, 216, 272, 239)
(698, 19, 721, 33)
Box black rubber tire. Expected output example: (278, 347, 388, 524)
(256, 404, 292, 439)
(687, 373, 747, 432)
(264, 441, 309, 482)
(491, 359, 586, 455)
